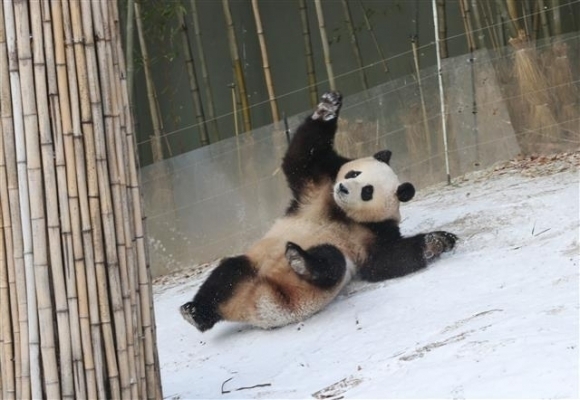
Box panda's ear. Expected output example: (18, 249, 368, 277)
(373, 150, 392, 165)
(397, 182, 415, 202)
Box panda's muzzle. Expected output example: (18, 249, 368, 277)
(337, 183, 349, 195)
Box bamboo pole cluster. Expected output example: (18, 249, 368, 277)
(0, 1, 162, 399)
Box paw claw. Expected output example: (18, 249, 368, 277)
(424, 231, 457, 260)
(312, 91, 342, 121)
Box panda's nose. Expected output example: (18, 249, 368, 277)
(338, 183, 349, 195)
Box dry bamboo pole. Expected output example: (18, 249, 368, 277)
(298, 0, 318, 107)
(410, 36, 433, 163)
(551, 0, 562, 35)
(3, 2, 37, 397)
(49, 1, 90, 397)
(495, 0, 518, 42)
(96, 3, 140, 398)
(357, 0, 389, 73)
(177, 9, 211, 145)
(222, 0, 252, 132)
(470, 0, 485, 48)
(28, 2, 76, 399)
(314, 0, 336, 90)
(11, 0, 49, 395)
(251, 0, 280, 123)
(38, 1, 76, 398)
(91, 1, 133, 398)
(436, 0, 449, 58)
(1, 0, 162, 397)
(126, 0, 135, 105)
(537, 0, 551, 39)
(0, 184, 15, 400)
(341, 0, 368, 91)
(108, 3, 149, 396)
(0, 5, 18, 399)
(459, 0, 477, 51)
(134, 1, 165, 162)
(68, 1, 112, 398)
(506, 0, 522, 31)
(0, 125, 15, 400)
(481, 0, 501, 52)
(112, 15, 162, 394)
(76, 2, 123, 397)
(60, 1, 100, 397)
(189, 0, 220, 141)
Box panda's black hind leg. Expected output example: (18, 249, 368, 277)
(285, 242, 348, 289)
(180, 255, 255, 332)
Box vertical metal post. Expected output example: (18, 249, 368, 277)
(432, 0, 452, 185)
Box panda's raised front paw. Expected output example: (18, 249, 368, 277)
(312, 91, 342, 121)
(423, 231, 457, 260)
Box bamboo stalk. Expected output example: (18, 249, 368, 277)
(550, 0, 561, 35)
(410, 36, 432, 163)
(49, 1, 90, 397)
(4, 2, 36, 397)
(436, 0, 449, 58)
(111, 5, 162, 394)
(496, 0, 517, 41)
(113, 3, 162, 396)
(38, 1, 76, 398)
(357, 0, 389, 73)
(222, 0, 252, 132)
(314, 0, 335, 90)
(76, 2, 122, 397)
(134, 1, 165, 162)
(251, 0, 280, 122)
(298, 0, 318, 107)
(91, 1, 133, 397)
(0, 121, 15, 400)
(108, 4, 149, 396)
(0, 5, 18, 399)
(470, 0, 485, 48)
(27, 2, 73, 399)
(189, 0, 220, 141)
(459, 0, 477, 51)
(126, 0, 135, 106)
(177, 9, 210, 145)
(98, 3, 140, 398)
(341, 0, 368, 90)
(537, 0, 551, 39)
(60, 1, 100, 397)
(1, 1, 162, 397)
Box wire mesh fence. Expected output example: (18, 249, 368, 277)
(141, 32, 578, 278)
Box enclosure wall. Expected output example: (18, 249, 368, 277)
(141, 34, 579, 277)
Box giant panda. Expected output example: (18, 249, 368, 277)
(180, 91, 457, 332)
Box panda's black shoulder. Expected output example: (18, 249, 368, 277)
(364, 220, 402, 242)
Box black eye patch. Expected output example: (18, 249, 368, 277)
(345, 170, 361, 179)
(361, 185, 374, 201)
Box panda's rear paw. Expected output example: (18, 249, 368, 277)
(285, 242, 309, 277)
(424, 231, 457, 260)
(312, 91, 342, 121)
(180, 301, 217, 332)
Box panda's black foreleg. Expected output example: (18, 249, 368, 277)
(285, 242, 349, 289)
(358, 231, 457, 282)
(282, 91, 350, 199)
(180, 255, 255, 332)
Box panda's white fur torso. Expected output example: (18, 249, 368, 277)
(224, 180, 370, 328)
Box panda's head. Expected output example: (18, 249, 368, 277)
(333, 150, 415, 223)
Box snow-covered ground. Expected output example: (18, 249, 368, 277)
(154, 155, 579, 399)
